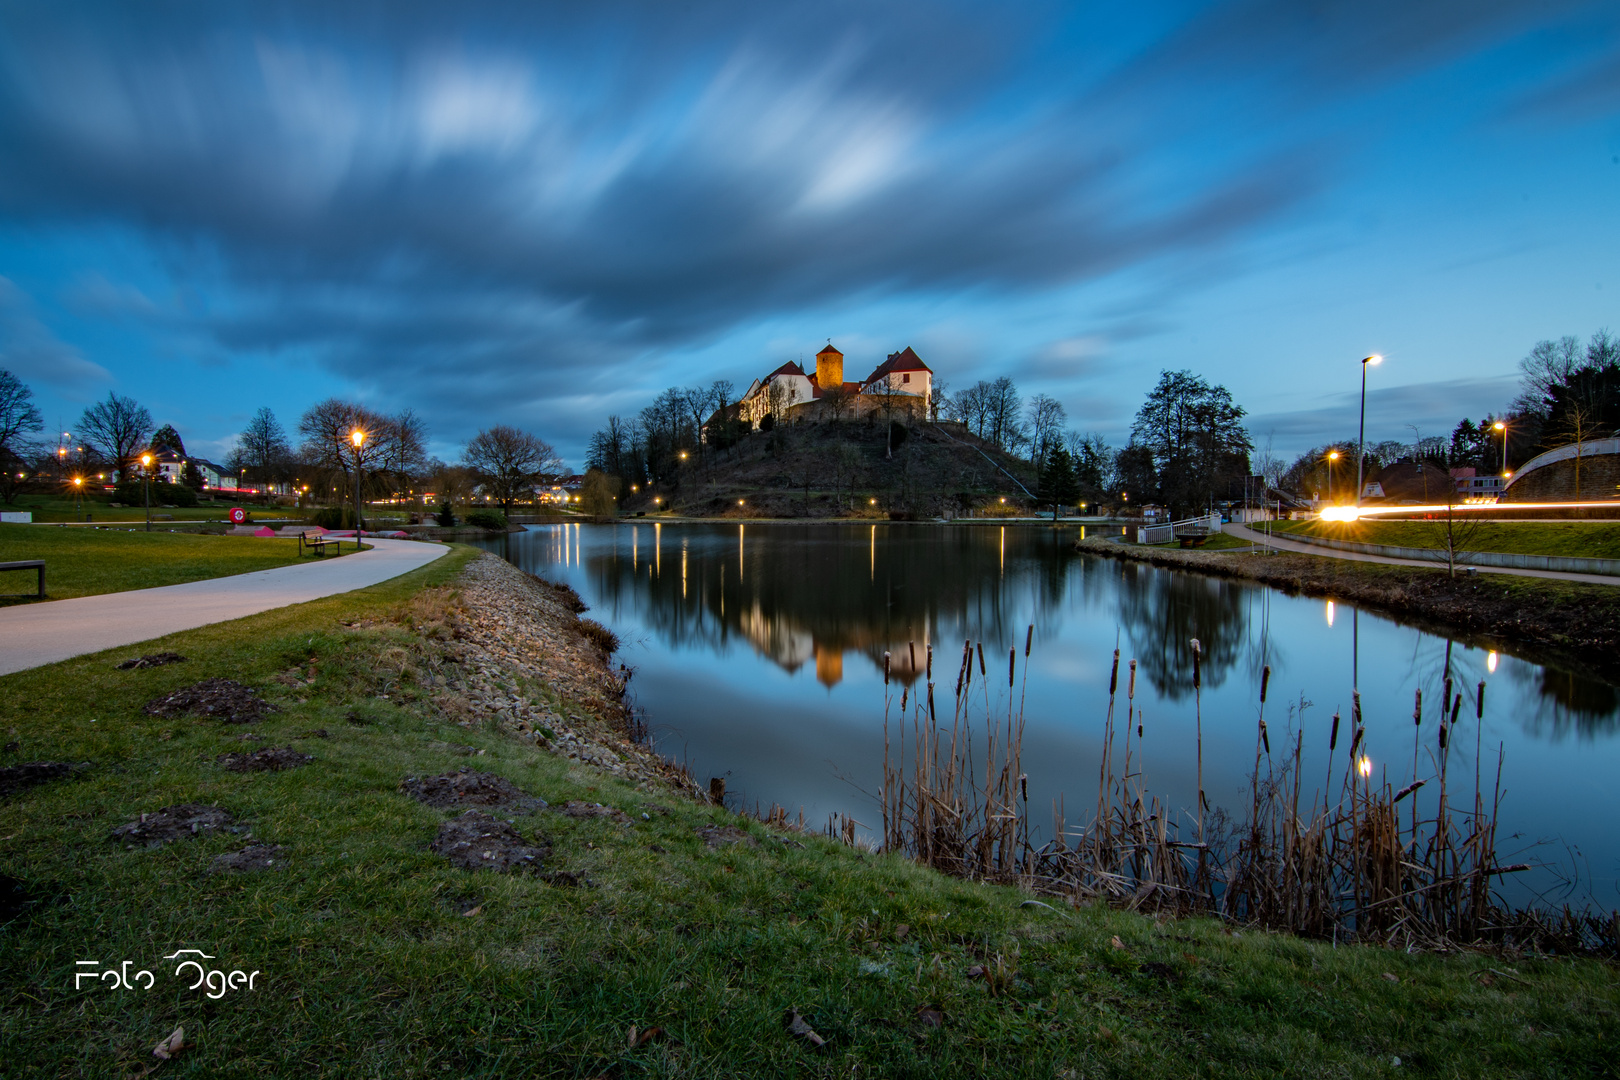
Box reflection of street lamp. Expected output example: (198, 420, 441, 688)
(1356, 355, 1382, 505)
(350, 429, 366, 533)
(141, 453, 153, 532)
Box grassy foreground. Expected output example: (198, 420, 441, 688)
(1277, 519, 1620, 560)
(0, 524, 356, 604)
(2, 548, 1615, 1078)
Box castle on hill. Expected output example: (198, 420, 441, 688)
(735, 342, 933, 428)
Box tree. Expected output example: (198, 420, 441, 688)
(578, 468, 620, 520)
(231, 407, 292, 487)
(462, 425, 565, 513)
(1035, 445, 1081, 522)
(427, 459, 476, 508)
(0, 370, 43, 506)
(151, 424, 186, 457)
(298, 399, 428, 511)
(1129, 370, 1253, 518)
(1025, 394, 1066, 466)
(928, 377, 948, 422)
(77, 392, 154, 481)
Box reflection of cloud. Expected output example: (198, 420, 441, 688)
(0, 278, 112, 392)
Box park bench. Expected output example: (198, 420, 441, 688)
(298, 534, 349, 558)
(0, 559, 45, 599)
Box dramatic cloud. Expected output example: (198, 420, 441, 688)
(0, 277, 112, 392)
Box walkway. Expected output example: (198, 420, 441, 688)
(0, 538, 448, 677)
(1223, 523, 1620, 588)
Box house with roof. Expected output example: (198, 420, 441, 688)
(735, 342, 933, 428)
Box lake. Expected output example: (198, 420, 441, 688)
(476, 521, 1619, 905)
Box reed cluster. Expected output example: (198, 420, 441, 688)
(870, 629, 1616, 953)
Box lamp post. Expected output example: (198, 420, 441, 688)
(1355, 354, 1383, 505)
(1327, 449, 1340, 504)
(140, 453, 153, 532)
(350, 429, 366, 534)
(73, 475, 84, 521)
(1493, 420, 1509, 480)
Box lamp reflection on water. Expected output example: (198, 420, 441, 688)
(1488, 650, 1499, 674)
(1325, 600, 1335, 627)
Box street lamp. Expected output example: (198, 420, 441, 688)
(1493, 420, 1509, 480)
(1355, 354, 1383, 505)
(1327, 449, 1340, 504)
(73, 476, 84, 521)
(140, 453, 153, 531)
(350, 429, 366, 534)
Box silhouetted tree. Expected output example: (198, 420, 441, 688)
(463, 425, 564, 513)
(77, 391, 153, 481)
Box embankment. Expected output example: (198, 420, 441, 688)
(1078, 537, 1620, 683)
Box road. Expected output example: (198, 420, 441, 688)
(0, 537, 448, 677)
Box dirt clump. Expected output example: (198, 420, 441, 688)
(209, 844, 286, 873)
(401, 770, 547, 813)
(0, 761, 89, 801)
(143, 679, 279, 724)
(116, 652, 188, 670)
(110, 804, 235, 847)
(560, 800, 630, 823)
(430, 810, 550, 872)
(217, 747, 312, 773)
(696, 824, 759, 849)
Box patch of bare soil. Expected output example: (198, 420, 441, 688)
(116, 652, 187, 670)
(430, 810, 550, 872)
(209, 843, 286, 872)
(0, 761, 89, 801)
(217, 747, 312, 773)
(696, 824, 758, 849)
(559, 800, 630, 823)
(110, 804, 236, 848)
(401, 770, 547, 813)
(143, 679, 279, 724)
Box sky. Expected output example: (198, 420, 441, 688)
(1, 0, 1617, 469)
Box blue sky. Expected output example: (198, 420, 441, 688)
(1, 0, 1617, 468)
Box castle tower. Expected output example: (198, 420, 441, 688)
(815, 342, 844, 393)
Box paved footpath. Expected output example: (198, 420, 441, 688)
(0, 538, 447, 677)
(1222, 523, 1620, 587)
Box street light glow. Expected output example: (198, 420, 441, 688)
(1363, 354, 1382, 366)
(351, 429, 365, 448)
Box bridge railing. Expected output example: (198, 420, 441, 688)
(1136, 512, 1222, 545)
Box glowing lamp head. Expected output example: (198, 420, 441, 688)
(73, 477, 82, 487)
(1363, 354, 1383, 366)
(141, 454, 151, 467)
(1319, 505, 1362, 523)
(351, 429, 365, 448)
(738, 499, 745, 506)
(1493, 421, 1506, 431)
(1328, 451, 1339, 461)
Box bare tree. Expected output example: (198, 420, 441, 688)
(1025, 393, 1066, 464)
(427, 459, 477, 507)
(298, 399, 428, 509)
(0, 369, 42, 459)
(76, 392, 154, 480)
(230, 407, 292, 486)
(462, 424, 565, 514)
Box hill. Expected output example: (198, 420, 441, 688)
(628, 419, 1041, 518)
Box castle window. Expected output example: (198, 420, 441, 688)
(902, 373, 910, 383)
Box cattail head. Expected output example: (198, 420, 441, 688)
(1438, 723, 1448, 750)
(1450, 693, 1461, 725)
(1025, 624, 1034, 658)
(1260, 718, 1271, 755)
(1128, 659, 1137, 700)
(926, 643, 933, 680)
(1191, 638, 1202, 689)
(1260, 665, 1271, 704)
(1352, 690, 1362, 727)
(976, 642, 986, 677)
(909, 641, 916, 671)
(1330, 710, 1341, 751)
(1109, 650, 1120, 695)
(1008, 647, 1015, 688)
(1348, 725, 1364, 760)
(883, 651, 891, 685)
(1476, 680, 1486, 720)
(1413, 688, 1422, 726)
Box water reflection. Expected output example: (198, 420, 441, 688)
(586, 523, 1075, 686)
(1114, 561, 1249, 700)
(1509, 665, 1620, 739)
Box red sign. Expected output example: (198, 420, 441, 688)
(229, 507, 246, 524)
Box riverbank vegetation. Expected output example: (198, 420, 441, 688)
(1077, 536, 1620, 683)
(4, 549, 1616, 1075)
(0, 523, 352, 604)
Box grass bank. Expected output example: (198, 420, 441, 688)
(1276, 519, 1620, 559)
(1079, 536, 1620, 682)
(0, 524, 359, 604)
(2, 548, 1615, 1077)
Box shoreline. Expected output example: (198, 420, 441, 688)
(1076, 536, 1620, 684)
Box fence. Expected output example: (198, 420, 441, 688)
(1136, 512, 1221, 545)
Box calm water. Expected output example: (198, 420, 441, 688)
(477, 522, 1620, 904)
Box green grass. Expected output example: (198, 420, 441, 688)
(0, 523, 358, 603)
(1, 546, 1615, 1077)
(1275, 519, 1620, 559)
(3, 492, 285, 525)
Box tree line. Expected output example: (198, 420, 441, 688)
(0, 372, 563, 514)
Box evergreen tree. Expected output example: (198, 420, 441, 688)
(1036, 445, 1081, 522)
(151, 423, 186, 457)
